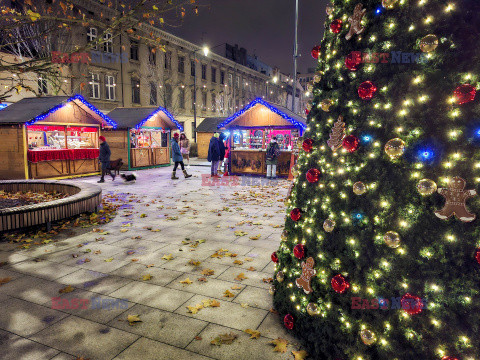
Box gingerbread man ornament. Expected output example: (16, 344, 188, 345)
(295, 257, 316, 294)
(435, 176, 477, 222)
(346, 3, 367, 40)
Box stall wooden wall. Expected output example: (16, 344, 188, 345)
(197, 132, 213, 159)
(103, 129, 129, 169)
(0, 126, 26, 180)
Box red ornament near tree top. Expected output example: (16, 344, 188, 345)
(442, 357, 459, 360)
(331, 274, 349, 293)
(284, 314, 294, 330)
(345, 51, 362, 71)
(290, 208, 302, 221)
(302, 138, 314, 152)
(311, 45, 321, 59)
(330, 19, 343, 33)
(358, 81, 377, 100)
(454, 84, 476, 105)
(293, 244, 305, 259)
(342, 135, 359, 153)
(306, 168, 321, 183)
(271, 252, 279, 263)
(401, 293, 424, 315)
(475, 248, 480, 265)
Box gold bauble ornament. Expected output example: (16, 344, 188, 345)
(384, 231, 401, 248)
(326, 5, 334, 15)
(320, 99, 334, 112)
(420, 34, 439, 53)
(417, 179, 437, 196)
(276, 271, 285, 283)
(353, 181, 367, 195)
(268, 285, 276, 295)
(384, 138, 406, 159)
(381, 0, 398, 9)
(313, 74, 322, 83)
(306, 303, 319, 316)
(323, 219, 336, 232)
(360, 329, 377, 346)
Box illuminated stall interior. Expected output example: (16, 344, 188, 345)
(106, 106, 183, 170)
(218, 98, 306, 177)
(0, 95, 116, 179)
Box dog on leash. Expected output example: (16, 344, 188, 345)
(109, 158, 124, 175)
(120, 173, 137, 184)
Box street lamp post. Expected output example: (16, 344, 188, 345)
(292, 0, 299, 113)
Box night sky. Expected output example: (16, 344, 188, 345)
(166, 0, 329, 75)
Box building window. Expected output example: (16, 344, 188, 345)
(179, 88, 185, 109)
(228, 98, 233, 112)
(87, 27, 97, 50)
(211, 93, 216, 112)
(178, 56, 185, 74)
(164, 51, 171, 70)
(235, 99, 239, 109)
(201, 64, 207, 80)
(228, 73, 233, 88)
(220, 71, 225, 85)
(243, 80, 247, 90)
(211, 67, 217, 83)
(190, 60, 196, 77)
(89, 73, 100, 99)
(150, 82, 157, 105)
(220, 95, 225, 113)
(235, 75, 240, 89)
(105, 75, 116, 101)
(165, 84, 172, 108)
(131, 78, 140, 104)
(38, 78, 48, 95)
(103, 32, 113, 53)
(149, 46, 156, 66)
(202, 92, 207, 111)
(130, 40, 139, 61)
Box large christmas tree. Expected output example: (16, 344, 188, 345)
(273, 0, 480, 359)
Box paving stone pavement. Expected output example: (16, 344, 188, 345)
(0, 166, 303, 360)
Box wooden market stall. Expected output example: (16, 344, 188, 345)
(195, 117, 226, 159)
(218, 98, 306, 177)
(0, 95, 117, 180)
(105, 106, 183, 170)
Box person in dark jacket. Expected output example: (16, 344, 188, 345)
(98, 136, 115, 183)
(207, 133, 221, 178)
(171, 133, 192, 179)
(266, 136, 280, 179)
(218, 133, 227, 174)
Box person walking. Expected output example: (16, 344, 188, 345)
(266, 136, 280, 179)
(98, 136, 115, 183)
(207, 132, 221, 178)
(171, 133, 192, 179)
(217, 133, 227, 175)
(179, 133, 191, 168)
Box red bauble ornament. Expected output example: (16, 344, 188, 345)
(302, 138, 314, 152)
(293, 244, 305, 259)
(442, 357, 459, 360)
(305, 108, 310, 115)
(358, 81, 377, 100)
(271, 252, 278, 263)
(401, 293, 423, 315)
(306, 168, 321, 183)
(330, 19, 343, 33)
(454, 84, 476, 105)
(345, 52, 362, 71)
(476, 248, 480, 265)
(284, 314, 294, 330)
(311, 45, 321, 59)
(290, 208, 302, 221)
(331, 274, 349, 293)
(342, 135, 359, 153)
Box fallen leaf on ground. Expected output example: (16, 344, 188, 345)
(235, 273, 247, 281)
(104, 258, 114, 262)
(162, 254, 174, 260)
(202, 299, 220, 308)
(263, 277, 273, 283)
(146, 264, 154, 268)
(249, 235, 261, 240)
(180, 278, 193, 285)
(120, 229, 129, 233)
(0, 277, 12, 286)
(247, 266, 256, 271)
(188, 260, 201, 266)
(211, 333, 238, 346)
(233, 260, 244, 265)
(140, 214, 147, 218)
(244, 329, 261, 339)
(131, 259, 139, 262)
(187, 304, 204, 314)
(197, 277, 208, 282)
(127, 314, 142, 326)
(241, 303, 249, 308)
(194, 336, 202, 340)
(292, 350, 309, 360)
(142, 274, 152, 281)
(271, 338, 289, 353)
(244, 257, 253, 262)
(59, 285, 74, 293)
(231, 285, 242, 290)
(201, 269, 215, 276)
(234, 231, 248, 237)
(223, 290, 235, 298)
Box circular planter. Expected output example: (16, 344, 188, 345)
(0, 180, 102, 232)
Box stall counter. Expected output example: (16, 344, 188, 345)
(230, 149, 292, 176)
